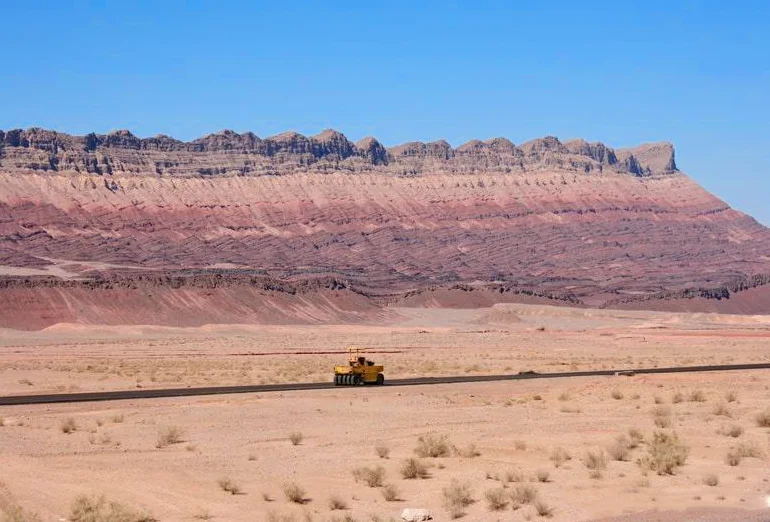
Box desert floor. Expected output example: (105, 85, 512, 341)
(1, 304, 769, 522)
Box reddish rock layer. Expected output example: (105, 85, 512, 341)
(1, 127, 769, 327)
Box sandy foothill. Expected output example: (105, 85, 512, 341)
(1, 304, 769, 522)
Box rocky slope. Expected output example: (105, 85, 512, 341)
(1, 127, 769, 328)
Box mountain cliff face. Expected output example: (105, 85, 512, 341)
(1, 127, 769, 328)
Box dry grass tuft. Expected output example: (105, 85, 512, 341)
(381, 483, 401, 502)
(509, 484, 538, 506)
(69, 494, 157, 522)
(611, 389, 624, 400)
(454, 443, 481, 458)
(756, 410, 770, 428)
(217, 477, 242, 495)
(628, 427, 644, 448)
(535, 470, 550, 483)
(549, 447, 571, 468)
(351, 465, 385, 487)
(712, 403, 732, 417)
(607, 435, 632, 461)
(375, 443, 390, 459)
(61, 417, 77, 434)
(442, 479, 474, 519)
(652, 406, 672, 428)
(484, 487, 509, 511)
(641, 431, 689, 475)
(688, 390, 706, 402)
(327, 495, 347, 510)
(282, 482, 307, 504)
(400, 458, 429, 479)
(534, 500, 554, 518)
(671, 392, 684, 404)
(725, 390, 738, 403)
(582, 450, 608, 470)
(2, 504, 42, 522)
(415, 434, 451, 458)
(514, 440, 527, 451)
(718, 424, 743, 438)
(289, 432, 304, 445)
(725, 449, 741, 466)
(156, 426, 184, 448)
(703, 474, 719, 487)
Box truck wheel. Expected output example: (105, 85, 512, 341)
(377, 373, 384, 385)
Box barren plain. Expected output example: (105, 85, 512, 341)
(1, 304, 769, 522)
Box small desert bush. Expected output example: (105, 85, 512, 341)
(535, 470, 550, 483)
(156, 425, 184, 448)
(735, 441, 762, 458)
(719, 424, 743, 438)
(628, 427, 644, 448)
(671, 392, 684, 404)
(641, 431, 689, 475)
(514, 440, 527, 451)
(712, 403, 732, 417)
(607, 435, 632, 461)
(504, 470, 524, 483)
(725, 449, 742, 466)
(69, 495, 156, 522)
(534, 500, 554, 518)
(725, 390, 738, 403)
(327, 495, 347, 510)
(61, 417, 77, 434)
(400, 458, 429, 479)
(110, 414, 124, 423)
(442, 479, 474, 519)
(484, 487, 508, 511)
(652, 406, 672, 428)
(583, 450, 607, 470)
(703, 474, 719, 487)
(0, 416, 4, 427)
(381, 483, 400, 502)
(282, 482, 307, 504)
(509, 484, 538, 506)
(375, 443, 390, 459)
(217, 477, 242, 495)
(653, 395, 664, 404)
(549, 447, 571, 468)
(289, 432, 304, 445)
(688, 390, 706, 402)
(611, 389, 624, 400)
(558, 391, 570, 401)
(351, 465, 385, 487)
(454, 443, 481, 458)
(414, 434, 450, 458)
(756, 410, 770, 427)
(2, 505, 42, 522)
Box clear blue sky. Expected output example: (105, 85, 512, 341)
(2, 1, 769, 224)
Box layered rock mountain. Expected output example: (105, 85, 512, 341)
(1, 127, 769, 328)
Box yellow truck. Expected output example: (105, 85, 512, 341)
(334, 346, 384, 385)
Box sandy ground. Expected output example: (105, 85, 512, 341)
(1, 304, 769, 522)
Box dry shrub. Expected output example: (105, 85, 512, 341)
(514, 440, 527, 451)
(607, 436, 632, 462)
(442, 479, 474, 519)
(415, 434, 450, 458)
(688, 390, 706, 402)
(534, 470, 550, 483)
(484, 488, 508, 511)
(735, 441, 762, 459)
(61, 417, 77, 434)
(375, 443, 390, 459)
(2, 505, 42, 522)
(756, 410, 770, 427)
(549, 447, 571, 468)
(217, 477, 242, 495)
(582, 450, 607, 470)
(509, 484, 538, 506)
(719, 424, 743, 438)
(725, 390, 738, 403)
(641, 431, 689, 475)
(69, 494, 157, 522)
(703, 474, 719, 487)
(534, 500, 554, 518)
(327, 495, 347, 510)
(351, 466, 385, 487)
(381, 483, 400, 502)
(504, 470, 523, 483)
(671, 392, 684, 404)
(653, 395, 664, 404)
(156, 426, 184, 448)
(110, 414, 124, 424)
(652, 406, 672, 428)
(611, 389, 624, 400)
(712, 403, 732, 417)
(725, 449, 741, 466)
(400, 458, 429, 479)
(558, 391, 570, 401)
(282, 482, 307, 504)
(628, 428, 644, 448)
(454, 443, 481, 458)
(289, 432, 304, 446)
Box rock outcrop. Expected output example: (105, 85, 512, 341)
(1, 126, 769, 327)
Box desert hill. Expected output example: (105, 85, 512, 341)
(1, 127, 769, 328)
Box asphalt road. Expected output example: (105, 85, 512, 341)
(1, 362, 768, 406)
